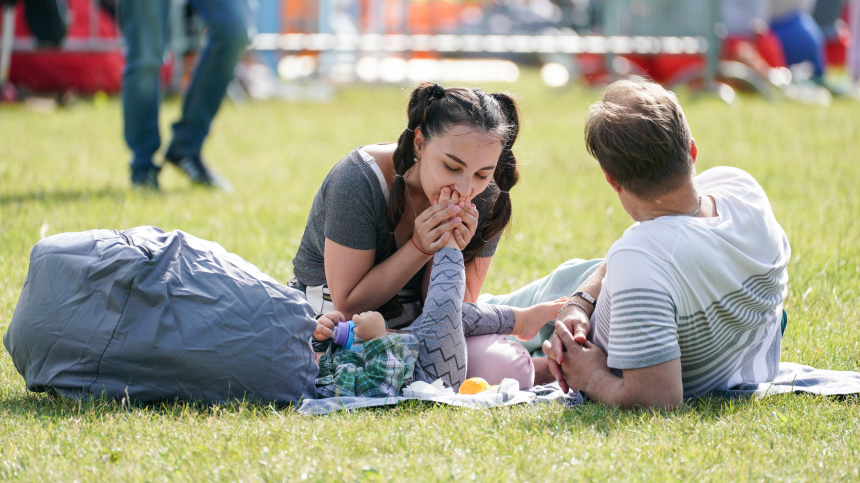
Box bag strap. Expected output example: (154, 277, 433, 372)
(358, 149, 389, 203)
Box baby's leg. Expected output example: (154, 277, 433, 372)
(460, 303, 515, 337)
(461, 298, 566, 341)
(409, 248, 467, 389)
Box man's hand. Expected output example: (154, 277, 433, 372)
(543, 320, 607, 394)
(540, 302, 592, 393)
(551, 304, 591, 361)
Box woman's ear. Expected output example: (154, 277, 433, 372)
(413, 128, 424, 158)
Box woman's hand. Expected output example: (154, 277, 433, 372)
(412, 201, 462, 255)
(437, 188, 478, 250)
(454, 198, 478, 249)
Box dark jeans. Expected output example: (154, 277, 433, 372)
(119, 0, 253, 172)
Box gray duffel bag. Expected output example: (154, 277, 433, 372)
(3, 226, 318, 405)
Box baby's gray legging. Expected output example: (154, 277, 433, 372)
(407, 248, 515, 390)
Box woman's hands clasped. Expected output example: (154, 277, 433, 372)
(440, 187, 479, 250)
(410, 187, 478, 255)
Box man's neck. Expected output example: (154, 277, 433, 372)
(622, 185, 703, 222)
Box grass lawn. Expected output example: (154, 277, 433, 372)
(1, 70, 859, 481)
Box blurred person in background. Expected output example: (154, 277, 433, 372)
(722, 0, 790, 80)
(850, 0, 860, 82)
(812, 0, 850, 67)
(121, 0, 254, 190)
(769, 0, 830, 83)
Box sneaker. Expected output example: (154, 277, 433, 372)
(131, 165, 161, 190)
(164, 153, 232, 191)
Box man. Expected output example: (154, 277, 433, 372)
(120, 0, 252, 190)
(543, 80, 790, 409)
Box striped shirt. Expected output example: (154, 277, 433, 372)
(590, 167, 790, 396)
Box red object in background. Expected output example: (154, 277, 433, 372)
(824, 26, 849, 66)
(9, 0, 124, 94)
(577, 53, 704, 86)
(723, 31, 788, 70)
(579, 29, 790, 86)
(746, 31, 788, 68)
(622, 54, 704, 84)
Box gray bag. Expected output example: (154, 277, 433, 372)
(3, 226, 318, 405)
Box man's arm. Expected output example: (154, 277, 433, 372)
(548, 321, 684, 409)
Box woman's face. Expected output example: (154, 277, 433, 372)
(413, 124, 503, 203)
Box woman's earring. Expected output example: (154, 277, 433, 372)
(414, 156, 419, 163)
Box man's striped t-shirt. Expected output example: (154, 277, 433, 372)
(590, 167, 790, 396)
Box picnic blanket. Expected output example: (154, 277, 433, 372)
(298, 378, 583, 415)
(298, 362, 860, 415)
(709, 362, 860, 398)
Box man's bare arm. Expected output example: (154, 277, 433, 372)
(549, 321, 684, 409)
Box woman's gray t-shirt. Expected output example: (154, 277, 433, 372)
(292, 148, 501, 287)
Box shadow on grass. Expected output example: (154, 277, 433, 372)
(5, 386, 851, 426)
(509, 391, 860, 437)
(0, 389, 304, 420)
(506, 394, 765, 436)
(0, 186, 183, 205)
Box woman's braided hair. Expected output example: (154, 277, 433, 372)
(376, 82, 521, 318)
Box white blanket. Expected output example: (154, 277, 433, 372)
(298, 362, 860, 415)
(298, 378, 583, 415)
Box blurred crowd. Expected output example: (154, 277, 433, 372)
(2, 0, 858, 104)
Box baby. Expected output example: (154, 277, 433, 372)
(312, 189, 564, 397)
(313, 309, 414, 398)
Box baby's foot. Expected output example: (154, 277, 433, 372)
(511, 297, 568, 341)
(438, 187, 463, 249)
(438, 187, 460, 205)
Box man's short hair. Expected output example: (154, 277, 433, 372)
(584, 80, 694, 200)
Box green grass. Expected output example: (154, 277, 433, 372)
(1, 70, 859, 481)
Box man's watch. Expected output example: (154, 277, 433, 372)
(571, 291, 597, 306)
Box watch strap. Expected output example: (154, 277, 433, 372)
(572, 291, 597, 306)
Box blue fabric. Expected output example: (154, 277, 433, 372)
(119, 0, 253, 171)
(770, 11, 828, 77)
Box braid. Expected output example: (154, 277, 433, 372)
(377, 82, 442, 319)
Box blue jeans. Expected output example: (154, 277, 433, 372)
(119, 0, 253, 173)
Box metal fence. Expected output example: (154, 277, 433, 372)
(3, 0, 724, 87)
(252, 0, 720, 87)
(602, 0, 721, 87)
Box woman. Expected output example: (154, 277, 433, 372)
(292, 82, 553, 388)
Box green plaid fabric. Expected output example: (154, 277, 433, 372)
(315, 334, 415, 398)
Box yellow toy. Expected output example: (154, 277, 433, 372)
(459, 377, 490, 394)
